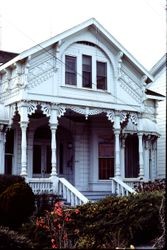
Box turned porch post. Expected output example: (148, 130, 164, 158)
(20, 122, 28, 176)
(18, 102, 29, 177)
(114, 114, 121, 177)
(138, 132, 144, 178)
(0, 125, 6, 174)
(50, 107, 58, 176)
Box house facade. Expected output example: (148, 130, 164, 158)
(149, 55, 166, 179)
(0, 19, 163, 204)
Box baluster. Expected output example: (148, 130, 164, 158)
(121, 186, 124, 196)
(66, 188, 70, 203)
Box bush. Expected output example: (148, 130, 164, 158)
(68, 191, 163, 248)
(135, 179, 166, 193)
(34, 193, 61, 216)
(0, 174, 24, 194)
(0, 182, 35, 228)
(0, 226, 36, 249)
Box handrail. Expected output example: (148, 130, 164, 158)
(58, 177, 89, 206)
(110, 177, 137, 196)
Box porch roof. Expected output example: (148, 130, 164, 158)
(140, 118, 160, 135)
(0, 103, 9, 124)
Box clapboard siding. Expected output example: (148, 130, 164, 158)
(150, 56, 166, 178)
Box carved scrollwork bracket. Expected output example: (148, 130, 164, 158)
(69, 106, 102, 119)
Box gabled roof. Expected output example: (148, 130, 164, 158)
(0, 18, 153, 82)
(0, 50, 18, 65)
(150, 53, 166, 78)
(146, 89, 165, 100)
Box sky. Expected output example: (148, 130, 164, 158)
(0, 0, 166, 70)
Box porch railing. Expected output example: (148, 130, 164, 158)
(28, 178, 53, 194)
(27, 177, 89, 206)
(110, 177, 137, 196)
(58, 177, 89, 207)
(123, 179, 143, 189)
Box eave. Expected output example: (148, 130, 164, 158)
(0, 18, 153, 82)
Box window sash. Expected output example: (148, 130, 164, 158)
(98, 143, 114, 179)
(97, 61, 107, 90)
(82, 55, 92, 88)
(65, 55, 76, 85)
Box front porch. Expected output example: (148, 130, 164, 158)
(1, 102, 159, 205)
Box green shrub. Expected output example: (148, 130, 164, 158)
(69, 191, 163, 248)
(34, 193, 61, 216)
(0, 174, 24, 194)
(135, 179, 166, 193)
(0, 226, 36, 249)
(0, 182, 35, 228)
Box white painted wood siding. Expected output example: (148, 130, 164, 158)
(151, 70, 166, 178)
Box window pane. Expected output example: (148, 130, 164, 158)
(46, 146, 51, 174)
(97, 61, 107, 90)
(125, 135, 139, 178)
(82, 55, 92, 88)
(65, 55, 76, 85)
(33, 145, 41, 174)
(99, 143, 114, 179)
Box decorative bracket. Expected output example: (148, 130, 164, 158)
(69, 106, 102, 119)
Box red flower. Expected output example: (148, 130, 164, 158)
(75, 209, 80, 214)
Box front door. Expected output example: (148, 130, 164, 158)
(33, 142, 51, 177)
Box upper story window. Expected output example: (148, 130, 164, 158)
(82, 55, 92, 88)
(64, 42, 111, 91)
(97, 61, 107, 90)
(65, 55, 76, 85)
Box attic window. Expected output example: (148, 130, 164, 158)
(65, 55, 77, 85)
(97, 61, 107, 90)
(77, 41, 96, 47)
(82, 55, 92, 88)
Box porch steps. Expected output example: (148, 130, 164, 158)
(82, 191, 112, 202)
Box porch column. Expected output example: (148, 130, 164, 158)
(114, 129, 121, 177)
(0, 125, 6, 174)
(138, 132, 144, 178)
(121, 134, 126, 178)
(50, 124, 58, 176)
(18, 102, 29, 178)
(20, 121, 28, 177)
(50, 106, 58, 176)
(152, 137, 157, 180)
(144, 136, 150, 180)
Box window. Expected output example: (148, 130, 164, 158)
(65, 55, 76, 85)
(99, 143, 114, 179)
(97, 61, 107, 90)
(82, 55, 92, 88)
(125, 135, 139, 178)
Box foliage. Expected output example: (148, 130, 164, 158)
(134, 178, 166, 193)
(153, 194, 166, 249)
(69, 192, 163, 248)
(0, 226, 36, 249)
(35, 201, 80, 249)
(19, 191, 163, 249)
(0, 182, 35, 228)
(34, 193, 61, 216)
(0, 174, 24, 194)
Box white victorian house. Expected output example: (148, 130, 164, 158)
(149, 54, 166, 179)
(0, 19, 163, 205)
